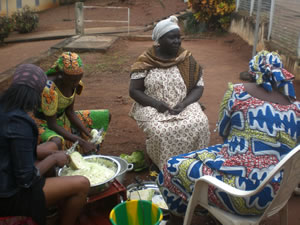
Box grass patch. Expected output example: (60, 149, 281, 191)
(83, 52, 130, 76)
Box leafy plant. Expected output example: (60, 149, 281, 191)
(12, 5, 39, 33)
(0, 16, 13, 43)
(180, 12, 206, 34)
(120, 150, 147, 172)
(188, 0, 235, 31)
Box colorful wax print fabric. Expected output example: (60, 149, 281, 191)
(46, 52, 83, 76)
(33, 80, 110, 151)
(158, 83, 300, 216)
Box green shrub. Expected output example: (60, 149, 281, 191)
(180, 12, 206, 34)
(0, 16, 13, 43)
(12, 5, 39, 33)
(188, 0, 235, 31)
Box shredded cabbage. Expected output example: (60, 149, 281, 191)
(62, 161, 115, 186)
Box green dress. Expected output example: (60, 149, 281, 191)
(33, 80, 109, 151)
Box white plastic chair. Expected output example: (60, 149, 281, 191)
(183, 144, 300, 225)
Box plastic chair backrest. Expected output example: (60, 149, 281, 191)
(259, 144, 300, 219)
(183, 144, 300, 225)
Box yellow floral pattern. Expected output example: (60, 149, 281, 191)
(41, 80, 77, 116)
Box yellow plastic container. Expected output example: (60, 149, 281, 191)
(109, 200, 163, 225)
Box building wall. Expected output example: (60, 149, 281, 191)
(0, 0, 59, 16)
(232, 0, 300, 81)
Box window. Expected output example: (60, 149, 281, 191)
(36, 0, 39, 6)
(17, 0, 22, 9)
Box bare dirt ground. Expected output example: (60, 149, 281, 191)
(35, 0, 187, 31)
(1, 0, 300, 224)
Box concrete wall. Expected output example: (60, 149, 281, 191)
(229, 13, 267, 54)
(0, 0, 59, 16)
(229, 13, 300, 80)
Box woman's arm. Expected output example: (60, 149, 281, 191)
(65, 101, 98, 153)
(36, 141, 59, 160)
(45, 109, 96, 153)
(65, 101, 91, 138)
(129, 78, 171, 113)
(9, 117, 65, 185)
(45, 113, 80, 143)
(169, 85, 204, 115)
(35, 152, 69, 175)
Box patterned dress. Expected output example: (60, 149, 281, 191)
(129, 65, 210, 170)
(33, 80, 110, 150)
(158, 83, 300, 216)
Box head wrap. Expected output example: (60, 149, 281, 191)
(46, 52, 83, 76)
(13, 64, 47, 94)
(249, 50, 296, 100)
(152, 15, 180, 42)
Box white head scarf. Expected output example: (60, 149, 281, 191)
(152, 15, 180, 43)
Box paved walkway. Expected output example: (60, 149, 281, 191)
(1, 25, 152, 89)
(4, 25, 147, 43)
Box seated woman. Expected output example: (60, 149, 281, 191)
(0, 64, 90, 225)
(158, 51, 300, 224)
(129, 16, 210, 172)
(33, 52, 111, 154)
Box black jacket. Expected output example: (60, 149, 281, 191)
(0, 105, 40, 197)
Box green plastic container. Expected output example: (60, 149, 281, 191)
(109, 200, 163, 225)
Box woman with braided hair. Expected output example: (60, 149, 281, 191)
(129, 15, 210, 173)
(158, 50, 300, 224)
(0, 64, 90, 225)
(33, 52, 111, 154)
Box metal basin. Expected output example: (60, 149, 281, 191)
(110, 156, 134, 185)
(57, 155, 121, 196)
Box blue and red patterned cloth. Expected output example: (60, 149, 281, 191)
(158, 82, 300, 216)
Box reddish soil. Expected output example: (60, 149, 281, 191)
(1, 0, 300, 224)
(36, 0, 187, 31)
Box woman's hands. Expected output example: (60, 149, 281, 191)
(154, 101, 171, 113)
(78, 139, 98, 154)
(169, 102, 185, 115)
(52, 151, 69, 167)
(36, 151, 69, 175)
(154, 101, 185, 115)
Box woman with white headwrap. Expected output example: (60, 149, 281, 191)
(129, 16, 210, 174)
(157, 50, 300, 224)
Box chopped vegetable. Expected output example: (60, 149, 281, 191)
(152, 195, 168, 209)
(120, 150, 147, 171)
(90, 128, 103, 144)
(127, 189, 168, 210)
(62, 162, 115, 186)
(63, 152, 115, 185)
(69, 151, 87, 170)
(128, 189, 155, 201)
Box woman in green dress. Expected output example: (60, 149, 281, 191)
(33, 52, 110, 154)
